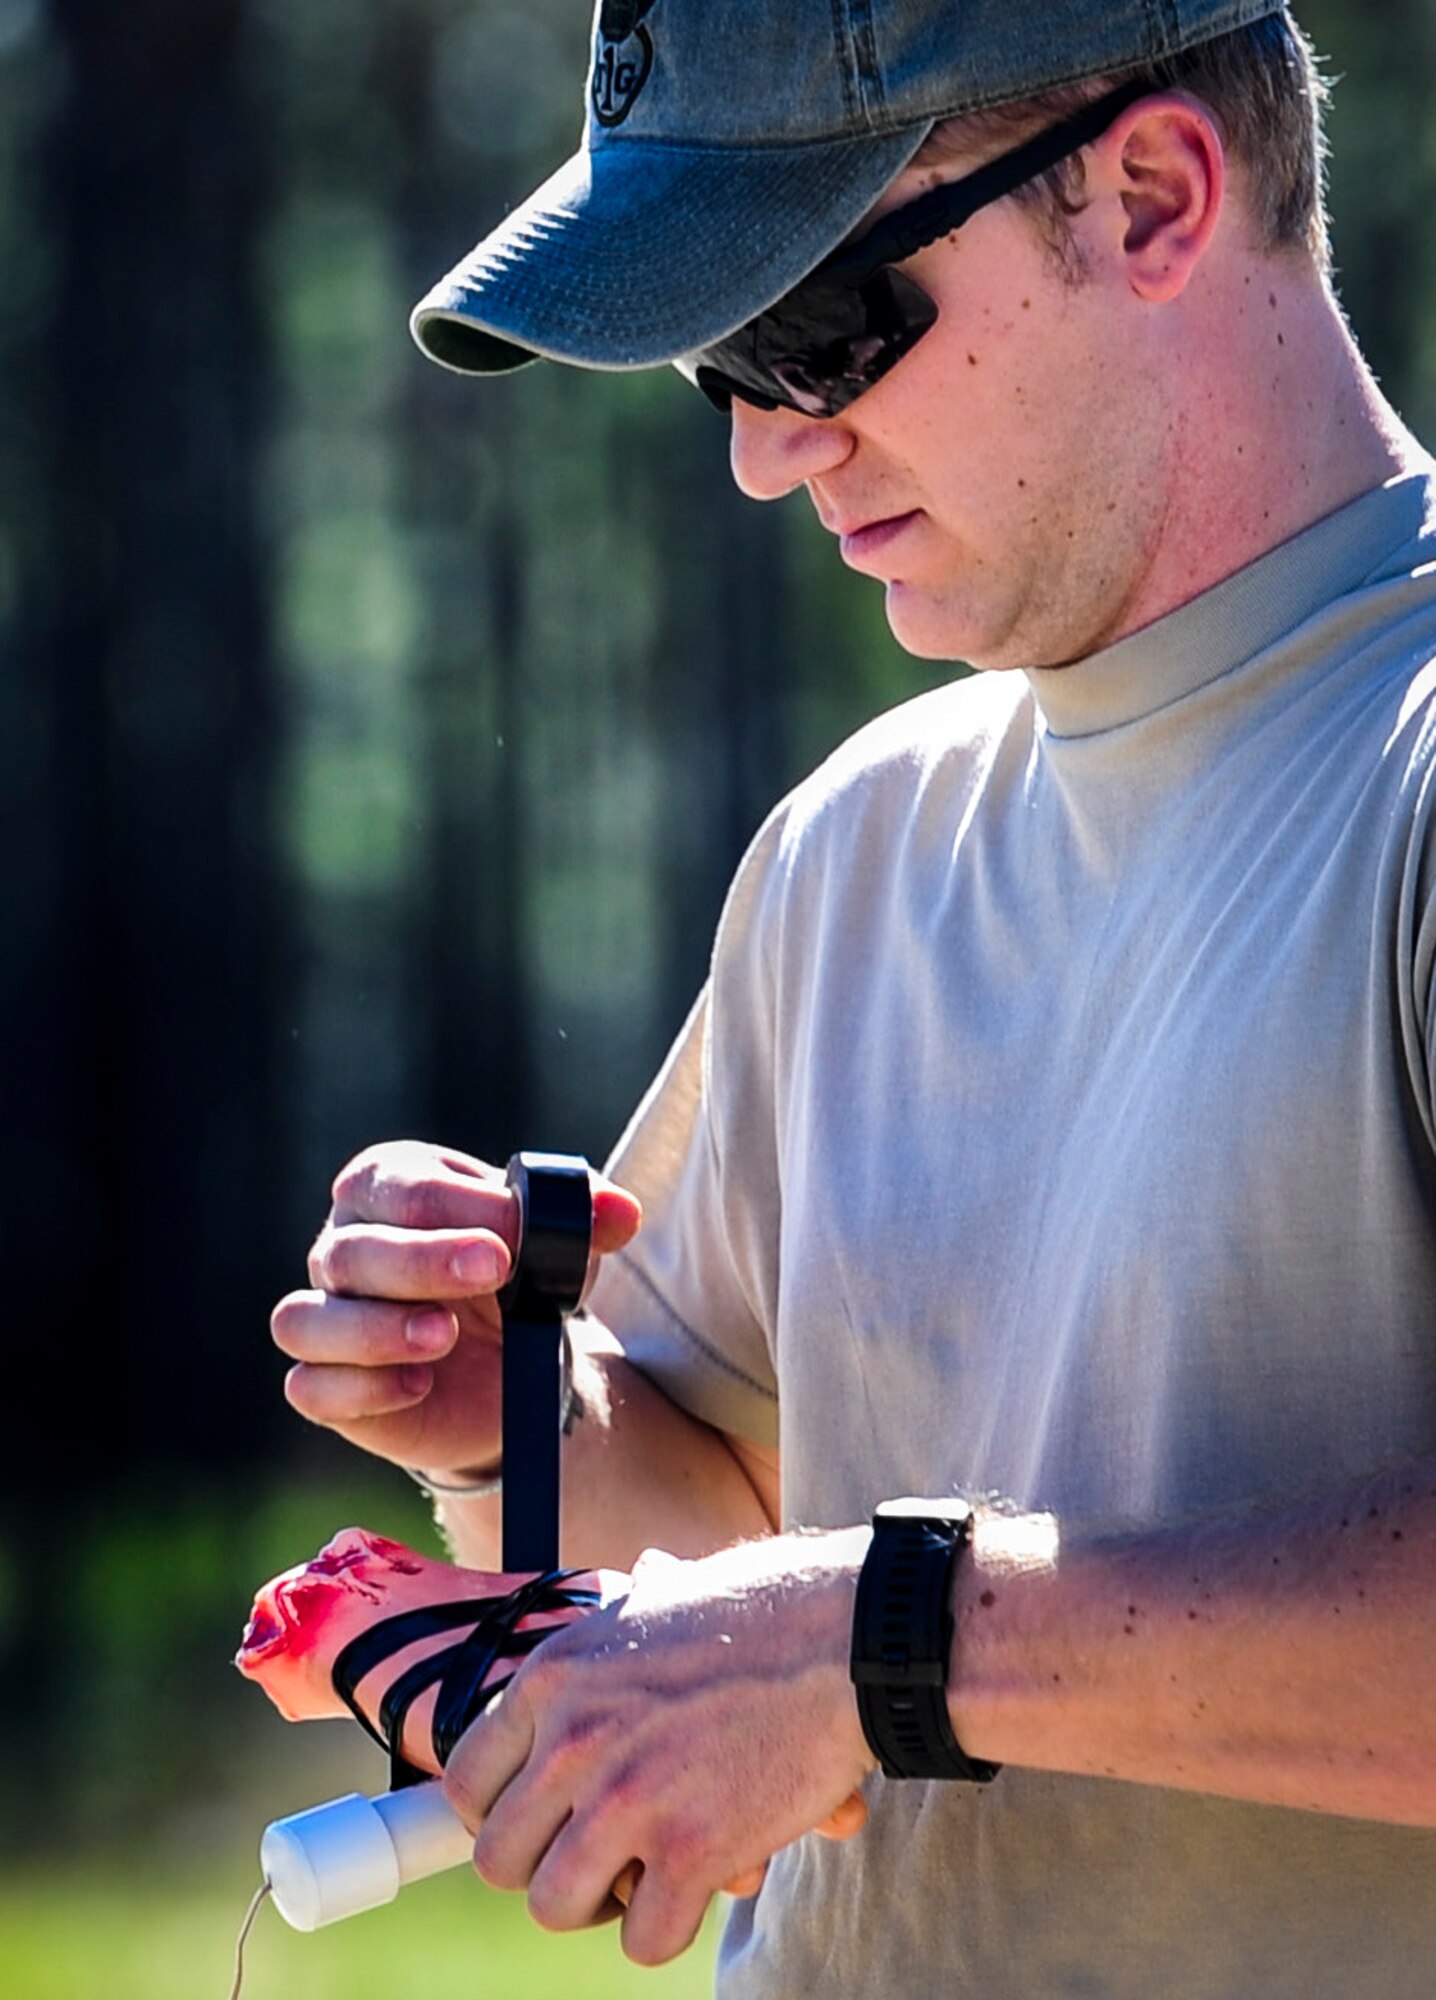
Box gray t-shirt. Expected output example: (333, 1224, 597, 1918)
(589, 472, 1436, 1998)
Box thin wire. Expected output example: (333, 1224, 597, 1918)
(228, 1877, 272, 2000)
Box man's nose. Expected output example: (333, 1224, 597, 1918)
(728, 397, 855, 501)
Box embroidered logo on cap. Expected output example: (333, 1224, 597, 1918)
(592, 0, 657, 129)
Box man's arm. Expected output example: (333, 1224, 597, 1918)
(436, 1316, 780, 1572)
(954, 1458, 1436, 1825)
(442, 1460, 1436, 1966)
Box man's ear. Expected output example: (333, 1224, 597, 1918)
(1091, 92, 1225, 303)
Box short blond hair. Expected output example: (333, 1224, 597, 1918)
(916, 13, 1331, 274)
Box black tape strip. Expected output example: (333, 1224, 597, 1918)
(329, 1570, 601, 1788)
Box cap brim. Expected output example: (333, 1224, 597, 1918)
(410, 127, 929, 378)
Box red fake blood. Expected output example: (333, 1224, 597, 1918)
(309, 1531, 423, 1578)
(238, 1603, 283, 1655)
(236, 1529, 422, 1675)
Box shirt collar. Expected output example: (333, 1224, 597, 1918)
(1024, 473, 1436, 740)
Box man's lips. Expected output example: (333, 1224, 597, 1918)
(835, 509, 922, 566)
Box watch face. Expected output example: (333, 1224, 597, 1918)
(873, 1497, 973, 1527)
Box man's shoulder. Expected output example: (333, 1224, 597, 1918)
(714, 670, 1030, 960)
(776, 668, 1031, 851)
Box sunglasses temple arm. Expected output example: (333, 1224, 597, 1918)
(857, 76, 1149, 272)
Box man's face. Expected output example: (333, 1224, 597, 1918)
(727, 150, 1176, 672)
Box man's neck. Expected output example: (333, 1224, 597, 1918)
(1107, 259, 1431, 651)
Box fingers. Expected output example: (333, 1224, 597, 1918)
(273, 1293, 457, 1429)
(328, 1142, 642, 1259)
(283, 1358, 435, 1428)
(500, 1807, 708, 1966)
(619, 1863, 712, 1968)
(307, 1223, 512, 1301)
(444, 1681, 537, 1831)
(330, 1143, 511, 1232)
(589, 1181, 643, 1256)
(272, 1292, 459, 1368)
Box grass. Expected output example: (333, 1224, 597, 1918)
(0, 1857, 720, 2000)
(1, 1471, 723, 1997)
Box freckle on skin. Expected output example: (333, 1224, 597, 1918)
(1392, 1530, 1404, 1541)
(968, 353, 979, 366)
(979, 1589, 997, 1609)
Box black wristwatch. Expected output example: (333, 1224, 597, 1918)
(849, 1497, 1002, 1782)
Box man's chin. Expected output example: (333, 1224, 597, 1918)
(882, 582, 1006, 673)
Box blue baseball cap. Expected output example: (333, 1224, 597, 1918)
(411, 0, 1287, 379)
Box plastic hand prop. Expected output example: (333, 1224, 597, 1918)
(237, 1526, 624, 1927)
(237, 1526, 619, 1770)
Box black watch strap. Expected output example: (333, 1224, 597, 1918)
(850, 1499, 1001, 1783)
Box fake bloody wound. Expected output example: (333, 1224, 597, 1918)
(237, 1525, 616, 1771)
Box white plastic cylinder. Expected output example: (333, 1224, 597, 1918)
(261, 1781, 474, 1931)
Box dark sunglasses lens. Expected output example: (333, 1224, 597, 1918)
(695, 266, 938, 418)
(692, 365, 767, 414)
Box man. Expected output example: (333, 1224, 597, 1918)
(271, 3, 1436, 1993)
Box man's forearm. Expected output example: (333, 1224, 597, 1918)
(435, 1314, 777, 1572)
(952, 1461, 1436, 1825)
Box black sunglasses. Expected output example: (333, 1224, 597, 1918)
(675, 79, 1146, 420)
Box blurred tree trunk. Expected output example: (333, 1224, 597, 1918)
(0, 0, 276, 1816)
(33, 0, 277, 1470)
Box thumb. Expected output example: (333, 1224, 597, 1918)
(589, 1176, 643, 1256)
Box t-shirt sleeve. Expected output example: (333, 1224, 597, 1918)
(1381, 667, 1436, 1150)
(585, 807, 790, 1448)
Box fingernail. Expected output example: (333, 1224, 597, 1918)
(406, 1309, 453, 1354)
(400, 1364, 433, 1398)
(450, 1241, 501, 1287)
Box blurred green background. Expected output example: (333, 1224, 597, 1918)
(1, 1, 1433, 1994)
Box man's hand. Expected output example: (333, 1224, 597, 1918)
(441, 1532, 877, 1966)
(270, 1141, 642, 1477)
